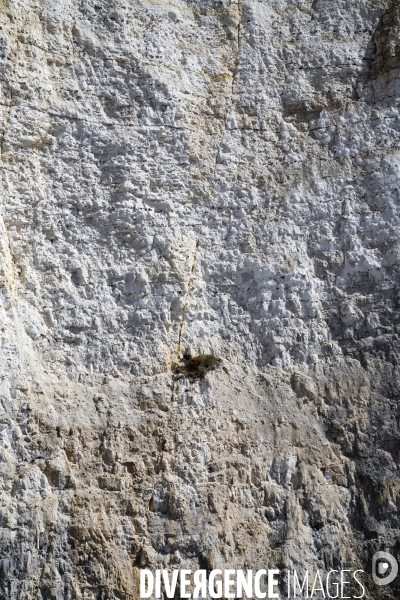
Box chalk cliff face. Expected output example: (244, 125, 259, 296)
(0, 0, 400, 597)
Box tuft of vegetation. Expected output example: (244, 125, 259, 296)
(176, 354, 221, 379)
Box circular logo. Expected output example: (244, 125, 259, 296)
(372, 552, 398, 586)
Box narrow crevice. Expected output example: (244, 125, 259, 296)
(231, 0, 242, 104)
(0, 212, 16, 308)
(0, 100, 12, 163)
(175, 240, 200, 363)
(210, 0, 242, 197)
(0, 35, 20, 162)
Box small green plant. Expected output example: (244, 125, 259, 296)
(177, 354, 221, 379)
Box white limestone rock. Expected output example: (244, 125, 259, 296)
(0, 0, 400, 597)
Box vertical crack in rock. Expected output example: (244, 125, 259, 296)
(0, 104, 11, 162)
(0, 212, 16, 309)
(0, 31, 18, 163)
(231, 0, 242, 103)
(212, 0, 242, 187)
(175, 240, 199, 362)
(0, 100, 17, 310)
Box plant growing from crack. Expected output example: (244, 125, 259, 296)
(175, 354, 221, 379)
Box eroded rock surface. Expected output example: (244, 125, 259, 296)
(0, 0, 400, 598)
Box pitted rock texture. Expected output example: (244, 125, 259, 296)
(0, 0, 400, 598)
